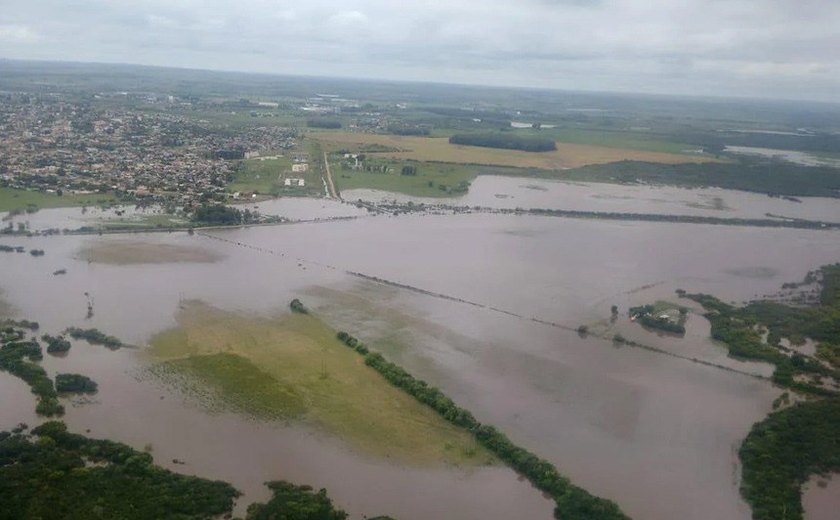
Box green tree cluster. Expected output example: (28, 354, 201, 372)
(449, 132, 557, 152)
(55, 373, 98, 394)
(629, 305, 686, 334)
(0, 421, 240, 520)
(64, 327, 123, 350)
(0, 330, 63, 416)
(306, 119, 342, 129)
(739, 397, 840, 520)
(42, 334, 71, 354)
(289, 299, 309, 314)
(685, 265, 840, 395)
(191, 204, 258, 225)
(245, 481, 348, 520)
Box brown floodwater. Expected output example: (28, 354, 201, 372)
(802, 474, 840, 520)
(345, 175, 840, 222)
(1, 212, 839, 520)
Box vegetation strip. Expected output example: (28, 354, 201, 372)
(333, 327, 630, 520)
(65, 327, 125, 349)
(367, 203, 840, 230)
(685, 263, 840, 397)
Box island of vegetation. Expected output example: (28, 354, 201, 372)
(1, 318, 39, 330)
(289, 298, 309, 314)
(449, 132, 558, 152)
(1, 327, 63, 416)
(683, 263, 840, 395)
(55, 373, 98, 394)
(0, 244, 26, 253)
(65, 327, 124, 350)
(43, 334, 71, 354)
(629, 302, 687, 335)
(738, 397, 840, 520)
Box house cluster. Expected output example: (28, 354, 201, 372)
(0, 93, 297, 207)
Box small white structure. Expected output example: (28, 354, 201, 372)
(292, 163, 309, 173)
(284, 178, 305, 187)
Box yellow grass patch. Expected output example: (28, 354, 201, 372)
(314, 131, 716, 169)
(148, 302, 490, 466)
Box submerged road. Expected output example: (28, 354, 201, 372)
(198, 230, 769, 382)
(323, 151, 339, 200)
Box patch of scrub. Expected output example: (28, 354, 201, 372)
(76, 240, 223, 265)
(147, 302, 490, 467)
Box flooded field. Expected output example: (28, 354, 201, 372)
(0, 197, 368, 234)
(725, 146, 840, 168)
(345, 175, 840, 222)
(2, 212, 840, 519)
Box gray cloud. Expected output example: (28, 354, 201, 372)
(1, 0, 838, 102)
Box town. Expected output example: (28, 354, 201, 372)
(0, 92, 298, 210)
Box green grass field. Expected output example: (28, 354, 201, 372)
(229, 144, 325, 197)
(227, 154, 292, 194)
(100, 214, 188, 230)
(0, 188, 117, 212)
(149, 302, 491, 466)
(333, 156, 478, 198)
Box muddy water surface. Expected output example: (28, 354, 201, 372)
(345, 175, 840, 222)
(1, 213, 839, 520)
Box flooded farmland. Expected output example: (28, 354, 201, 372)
(2, 211, 840, 520)
(345, 175, 840, 223)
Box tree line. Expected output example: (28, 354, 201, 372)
(65, 327, 124, 350)
(563, 157, 840, 199)
(334, 328, 629, 520)
(449, 132, 557, 152)
(307, 119, 342, 129)
(191, 204, 259, 226)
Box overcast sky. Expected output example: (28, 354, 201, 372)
(1, 0, 839, 102)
